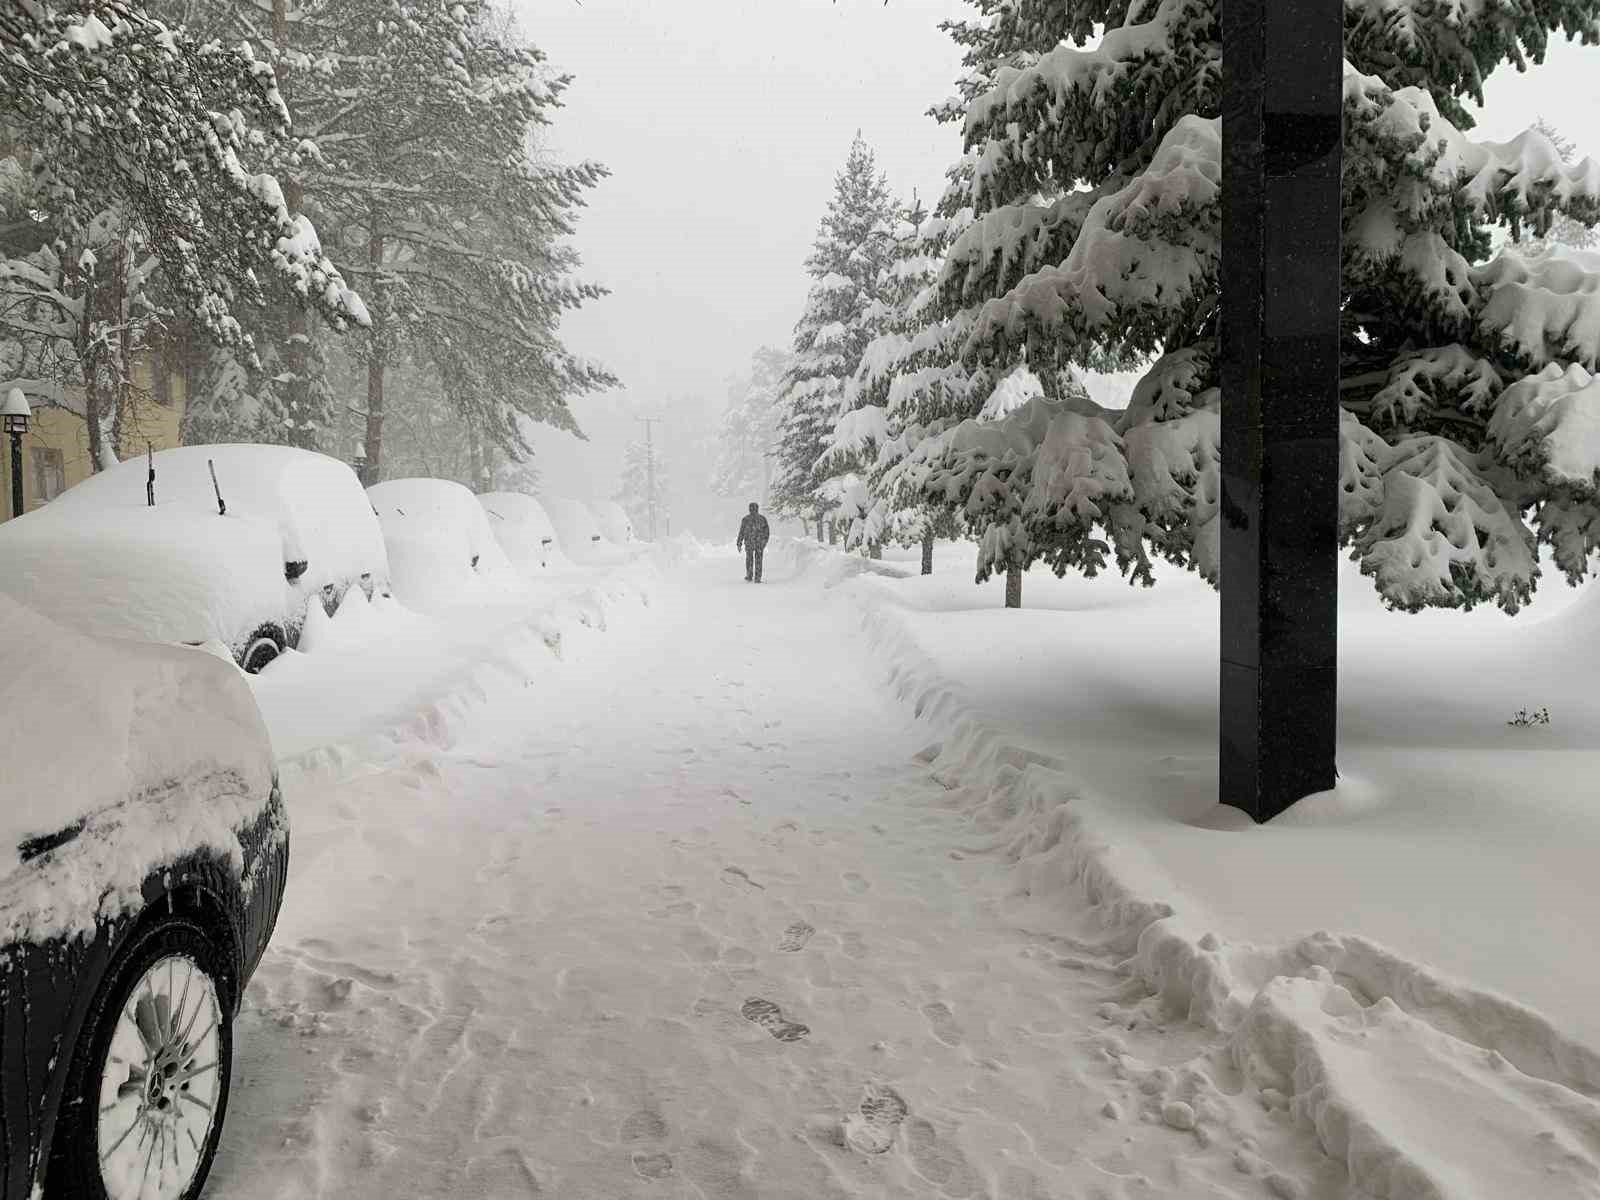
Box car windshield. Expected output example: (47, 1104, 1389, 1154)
(4, 4, 1600, 1198)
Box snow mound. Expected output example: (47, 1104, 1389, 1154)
(367, 479, 518, 613)
(0, 595, 275, 941)
(795, 540, 1600, 1199)
(478, 491, 572, 577)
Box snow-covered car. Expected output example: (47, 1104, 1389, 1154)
(0, 594, 288, 1200)
(588, 499, 637, 544)
(368, 478, 519, 611)
(478, 491, 572, 576)
(0, 444, 389, 672)
(542, 496, 614, 563)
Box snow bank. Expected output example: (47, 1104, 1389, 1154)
(775, 537, 1600, 1198)
(256, 537, 704, 773)
(367, 479, 518, 613)
(0, 595, 275, 944)
(478, 491, 573, 577)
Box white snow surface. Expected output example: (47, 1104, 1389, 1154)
(367, 478, 518, 613)
(168, 534, 1600, 1199)
(478, 491, 572, 576)
(792, 538, 1600, 1200)
(0, 596, 274, 942)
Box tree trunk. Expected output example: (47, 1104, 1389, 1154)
(921, 531, 934, 575)
(816, 517, 824, 542)
(828, 521, 838, 546)
(362, 229, 385, 486)
(869, 541, 881, 560)
(1005, 564, 1022, 609)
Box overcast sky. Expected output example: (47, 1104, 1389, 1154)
(511, 0, 1600, 514)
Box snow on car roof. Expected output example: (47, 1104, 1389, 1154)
(368, 479, 518, 611)
(51, 444, 389, 591)
(0, 593, 274, 892)
(0, 504, 288, 649)
(478, 491, 572, 574)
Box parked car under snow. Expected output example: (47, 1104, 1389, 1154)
(0, 445, 390, 672)
(478, 491, 572, 577)
(367, 478, 519, 611)
(0, 594, 288, 1200)
(587, 499, 637, 545)
(542, 496, 615, 564)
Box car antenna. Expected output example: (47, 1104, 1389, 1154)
(146, 442, 155, 507)
(208, 458, 226, 516)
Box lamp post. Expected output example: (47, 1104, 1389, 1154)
(3, 388, 31, 520)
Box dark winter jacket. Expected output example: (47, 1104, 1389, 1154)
(737, 513, 771, 549)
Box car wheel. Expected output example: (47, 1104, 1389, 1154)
(240, 626, 285, 674)
(49, 918, 234, 1200)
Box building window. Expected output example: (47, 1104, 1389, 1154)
(32, 446, 65, 503)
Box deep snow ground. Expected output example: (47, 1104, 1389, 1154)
(206, 552, 1351, 1200)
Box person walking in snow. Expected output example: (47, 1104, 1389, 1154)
(737, 501, 771, 583)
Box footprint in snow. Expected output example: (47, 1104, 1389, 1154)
(843, 1083, 908, 1155)
(631, 1152, 674, 1180)
(619, 1109, 668, 1143)
(741, 998, 809, 1042)
(777, 921, 815, 952)
(842, 872, 870, 894)
(905, 1117, 985, 1198)
(839, 932, 868, 960)
(721, 866, 766, 891)
(921, 1001, 963, 1047)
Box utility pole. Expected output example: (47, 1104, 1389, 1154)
(637, 416, 661, 541)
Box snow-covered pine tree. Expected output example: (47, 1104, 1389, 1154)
(771, 134, 898, 538)
(149, 0, 612, 473)
(822, 196, 958, 568)
(615, 437, 669, 540)
(0, 3, 364, 467)
(922, 0, 1600, 613)
(712, 346, 789, 506)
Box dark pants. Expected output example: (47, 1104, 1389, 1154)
(745, 544, 765, 582)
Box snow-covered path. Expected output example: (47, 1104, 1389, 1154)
(208, 554, 1337, 1200)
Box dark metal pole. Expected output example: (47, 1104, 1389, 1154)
(1219, 0, 1343, 822)
(8, 432, 22, 519)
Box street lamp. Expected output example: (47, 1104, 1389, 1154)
(3, 388, 31, 520)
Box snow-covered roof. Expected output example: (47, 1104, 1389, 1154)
(0, 594, 274, 893)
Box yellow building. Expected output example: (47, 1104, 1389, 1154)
(0, 359, 186, 520)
